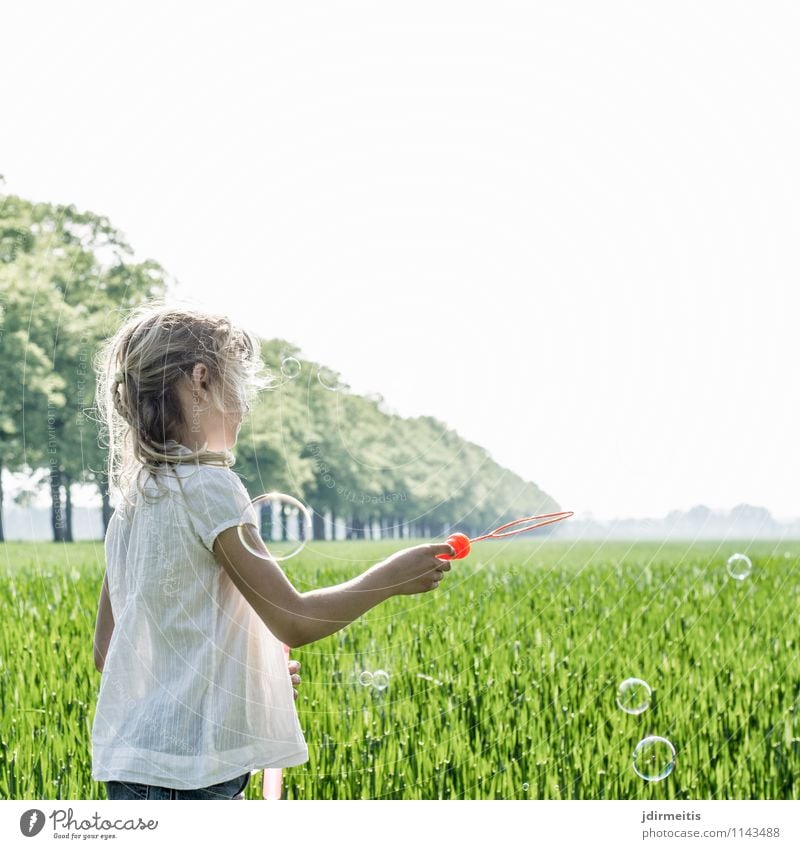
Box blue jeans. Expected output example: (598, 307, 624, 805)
(105, 772, 250, 800)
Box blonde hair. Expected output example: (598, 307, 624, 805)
(95, 301, 270, 506)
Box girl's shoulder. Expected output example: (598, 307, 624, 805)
(111, 464, 248, 523)
(174, 461, 250, 502)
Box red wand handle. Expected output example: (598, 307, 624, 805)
(436, 533, 472, 561)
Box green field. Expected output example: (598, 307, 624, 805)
(1, 539, 798, 800)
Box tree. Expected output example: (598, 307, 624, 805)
(0, 190, 167, 540)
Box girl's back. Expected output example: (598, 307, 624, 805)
(92, 447, 308, 790)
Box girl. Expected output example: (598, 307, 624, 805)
(91, 303, 454, 800)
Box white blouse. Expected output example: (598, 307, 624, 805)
(91, 453, 309, 789)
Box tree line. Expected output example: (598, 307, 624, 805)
(0, 186, 559, 542)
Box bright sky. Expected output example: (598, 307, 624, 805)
(2, 1, 798, 520)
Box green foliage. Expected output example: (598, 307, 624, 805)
(0, 540, 797, 800)
(0, 190, 167, 490)
(233, 340, 558, 533)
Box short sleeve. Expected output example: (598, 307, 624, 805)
(183, 466, 257, 553)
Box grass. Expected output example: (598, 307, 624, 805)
(0, 538, 798, 800)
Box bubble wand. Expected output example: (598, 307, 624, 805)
(435, 510, 575, 560)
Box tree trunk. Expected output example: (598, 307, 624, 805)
(280, 502, 288, 541)
(260, 501, 273, 540)
(64, 473, 73, 542)
(50, 467, 67, 542)
(312, 508, 325, 541)
(330, 508, 337, 541)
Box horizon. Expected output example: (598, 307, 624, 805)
(3, 468, 798, 526)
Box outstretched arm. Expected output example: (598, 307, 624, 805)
(212, 525, 454, 648)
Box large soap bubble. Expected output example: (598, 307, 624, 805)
(632, 736, 676, 781)
(238, 492, 313, 561)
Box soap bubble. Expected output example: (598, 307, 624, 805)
(237, 492, 313, 561)
(632, 736, 675, 781)
(358, 671, 373, 687)
(280, 357, 301, 379)
(726, 553, 752, 581)
(522, 782, 530, 791)
(372, 670, 390, 691)
(317, 367, 339, 391)
(616, 678, 652, 715)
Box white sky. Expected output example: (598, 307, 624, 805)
(2, 1, 798, 520)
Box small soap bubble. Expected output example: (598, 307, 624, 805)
(726, 553, 752, 581)
(280, 357, 301, 379)
(372, 670, 390, 691)
(522, 782, 530, 791)
(358, 671, 373, 687)
(616, 677, 652, 715)
(632, 736, 675, 781)
(317, 367, 339, 391)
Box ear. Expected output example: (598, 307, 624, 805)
(190, 362, 210, 392)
